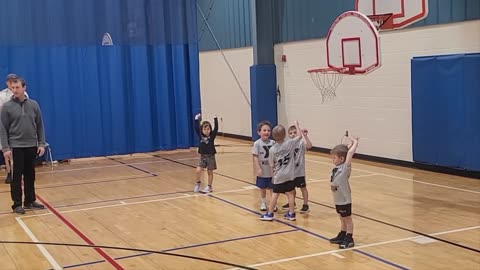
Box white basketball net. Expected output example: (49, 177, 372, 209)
(308, 68, 344, 103)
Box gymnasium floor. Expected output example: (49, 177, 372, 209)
(0, 137, 478, 270)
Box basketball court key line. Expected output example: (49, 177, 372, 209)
(307, 159, 480, 194)
(19, 174, 372, 219)
(226, 225, 480, 269)
(36, 195, 125, 270)
(55, 229, 297, 269)
(19, 187, 260, 219)
(16, 217, 62, 270)
(209, 195, 410, 270)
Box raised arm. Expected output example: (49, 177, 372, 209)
(302, 129, 312, 150)
(194, 113, 201, 137)
(212, 115, 219, 136)
(345, 137, 359, 166)
(293, 121, 303, 140)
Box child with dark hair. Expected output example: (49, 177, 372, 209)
(193, 113, 218, 193)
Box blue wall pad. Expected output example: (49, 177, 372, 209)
(250, 64, 277, 140)
(411, 53, 480, 171)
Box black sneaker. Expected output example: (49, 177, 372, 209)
(329, 232, 346, 244)
(281, 202, 296, 210)
(24, 201, 45, 210)
(5, 174, 11, 184)
(13, 206, 25, 214)
(339, 238, 355, 249)
(300, 204, 310, 213)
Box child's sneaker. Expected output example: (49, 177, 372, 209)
(329, 232, 346, 244)
(260, 201, 267, 211)
(300, 204, 310, 213)
(282, 202, 296, 210)
(201, 185, 212, 193)
(284, 212, 296, 221)
(339, 238, 355, 249)
(260, 212, 274, 221)
(193, 182, 201, 193)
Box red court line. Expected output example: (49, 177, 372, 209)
(36, 195, 124, 270)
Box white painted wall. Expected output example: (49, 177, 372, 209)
(275, 20, 480, 161)
(199, 47, 253, 137)
(199, 20, 480, 161)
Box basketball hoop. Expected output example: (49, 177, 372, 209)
(367, 13, 393, 30)
(307, 67, 346, 103)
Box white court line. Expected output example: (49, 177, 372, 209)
(376, 174, 480, 195)
(175, 152, 247, 161)
(175, 157, 199, 161)
(33, 153, 243, 174)
(37, 160, 170, 174)
(20, 187, 256, 219)
(22, 174, 377, 218)
(308, 173, 378, 184)
(35, 153, 247, 174)
(330, 253, 345, 259)
(31, 165, 210, 191)
(307, 159, 480, 194)
(16, 217, 62, 270)
(227, 225, 480, 269)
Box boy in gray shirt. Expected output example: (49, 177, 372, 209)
(281, 125, 312, 213)
(260, 121, 302, 221)
(252, 121, 275, 211)
(329, 137, 359, 249)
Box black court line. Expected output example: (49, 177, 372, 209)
(306, 199, 480, 254)
(52, 189, 192, 209)
(0, 175, 154, 195)
(155, 153, 480, 254)
(153, 154, 253, 185)
(0, 241, 258, 270)
(0, 189, 191, 216)
(107, 157, 158, 176)
(53, 229, 296, 269)
(209, 194, 409, 270)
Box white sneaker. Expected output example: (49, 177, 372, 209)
(194, 182, 201, 193)
(260, 201, 267, 211)
(201, 186, 212, 193)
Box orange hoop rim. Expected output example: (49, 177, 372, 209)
(307, 67, 357, 74)
(307, 67, 345, 73)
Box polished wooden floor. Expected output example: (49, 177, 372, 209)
(0, 138, 478, 270)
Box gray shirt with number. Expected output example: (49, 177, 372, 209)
(294, 140, 306, 178)
(330, 163, 352, 205)
(269, 137, 302, 185)
(252, 139, 275, 178)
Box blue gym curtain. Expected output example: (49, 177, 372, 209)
(0, 0, 201, 160)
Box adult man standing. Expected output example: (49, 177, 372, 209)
(0, 77, 45, 214)
(0, 74, 28, 184)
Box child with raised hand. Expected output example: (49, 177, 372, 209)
(193, 113, 218, 193)
(329, 136, 359, 249)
